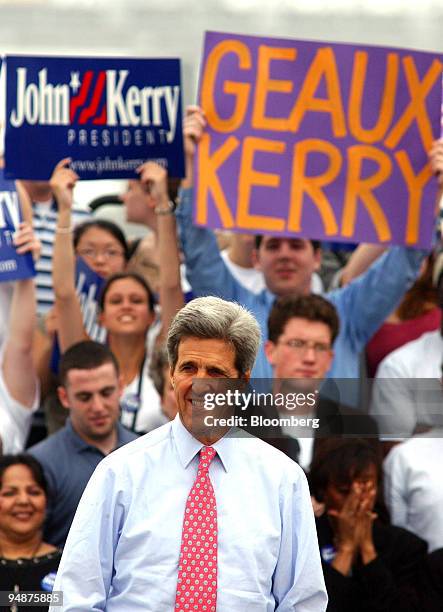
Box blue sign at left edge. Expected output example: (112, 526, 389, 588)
(0, 169, 35, 282)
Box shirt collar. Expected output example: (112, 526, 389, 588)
(263, 288, 276, 308)
(64, 419, 96, 453)
(115, 422, 136, 446)
(171, 415, 232, 472)
(65, 419, 128, 454)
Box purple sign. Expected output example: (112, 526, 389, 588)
(195, 31, 443, 248)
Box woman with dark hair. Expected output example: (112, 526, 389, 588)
(95, 270, 165, 432)
(310, 439, 427, 612)
(0, 455, 61, 611)
(366, 253, 440, 377)
(72, 217, 130, 278)
(32, 177, 130, 416)
(50, 159, 182, 434)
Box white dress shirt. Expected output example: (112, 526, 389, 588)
(50, 416, 327, 611)
(384, 431, 443, 552)
(370, 330, 443, 439)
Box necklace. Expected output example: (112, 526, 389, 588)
(0, 539, 42, 560)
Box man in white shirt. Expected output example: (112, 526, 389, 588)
(384, 430, 443, 552)
(370, 330, 443, 438)
(51, 296, 327, 612)
(370, 243, 443, 440)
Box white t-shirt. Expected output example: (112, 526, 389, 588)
(220, 250, 266, 294)
(0, 350, 40, 454)
(221, 250, 324, 295)
(370, 330, 443, 439)
(0, 410, 17, 454)
(120, 355, 167, 434)
(119, 320, 166, 434)
(384, 431, 443, 552)
(0, 283, 13, 349)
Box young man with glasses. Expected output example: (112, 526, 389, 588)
(264, 295, 377, 468)
(265, 294, 336, 382)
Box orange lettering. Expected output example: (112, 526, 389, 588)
(384, 57, 442, 151)
(288, 139, 340, 235)
(252, 45, 296, 131)
(237, 137, 286, 231)
(395, 150, 433, 245)
(288, 47, 347, 137)
(342, 145, 392, 241)
(200, 40, 251, 132)
(348, 52, 399, 143)
(196, 133, 238, 228)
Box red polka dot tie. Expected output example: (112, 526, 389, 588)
(175, 446, 217, 612)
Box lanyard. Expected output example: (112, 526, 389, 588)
(121, 353, 147, 433)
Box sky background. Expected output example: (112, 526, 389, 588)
(1, 0, 442, 205)
(1, 0, 442, 105)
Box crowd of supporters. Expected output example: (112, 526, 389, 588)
(0, 105, 443, 611)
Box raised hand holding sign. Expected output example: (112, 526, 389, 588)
(0, 169, 35, 282)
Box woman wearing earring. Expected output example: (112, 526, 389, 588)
(0, 455, 61, 612)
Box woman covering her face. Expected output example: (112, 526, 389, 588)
(309, 439, 428, 612)
(0, 455, 62, 612)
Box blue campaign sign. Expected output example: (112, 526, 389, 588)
(50, 256, 106, 373)
(0, 170, 35, 282)
(3, 55, 185, 180)
(75, 256, 106, 343)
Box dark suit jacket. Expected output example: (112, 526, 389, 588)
(236, 383, 379, 466)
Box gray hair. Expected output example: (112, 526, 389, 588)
(167, 296, 261, 375)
